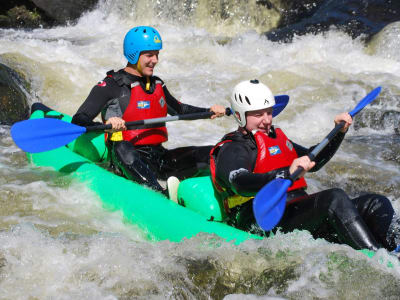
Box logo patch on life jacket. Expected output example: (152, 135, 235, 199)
(97, 80, 106, 87)
(159, 96, 165, 108)
(137, 101, 150, 109)
(268, 146, 281, 156)
(286, 140, 293, 151)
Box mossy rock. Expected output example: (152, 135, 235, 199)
(0, 63, 30, 125)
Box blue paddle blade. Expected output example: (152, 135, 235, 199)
(273, 95, 289, 117)
(349, 86, 381, 117)
(253, 178, 292, 231)
(11, 118, 86, 153)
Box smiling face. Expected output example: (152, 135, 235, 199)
(137, 50, 159, 76)
(244, 107, 274, 133)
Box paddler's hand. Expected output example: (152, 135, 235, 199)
(334, 112, 352, 133)
(209, 105, 226, 119)
(105, 117, 127, 132)
(289, 156, 315, 178)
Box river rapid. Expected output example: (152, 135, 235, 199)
(0, 0, 400, 299)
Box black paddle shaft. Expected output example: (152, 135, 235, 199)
(85, 107, 232, 133)
(289, 121, 345, 183)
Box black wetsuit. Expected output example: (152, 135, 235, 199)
(72, 69, 213, 192)
(213, 127, 399, 251)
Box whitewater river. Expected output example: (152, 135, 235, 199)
(0, 0, 399, 298)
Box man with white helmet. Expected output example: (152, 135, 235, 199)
(210, 79, 400, 253)
(72, 26, 225, 194)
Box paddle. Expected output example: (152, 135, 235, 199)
(11, 108, 232, 153)
(253, 86, 382, 231)
(272, 95, 289, 117)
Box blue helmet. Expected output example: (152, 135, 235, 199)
(123, 26, 163, 64)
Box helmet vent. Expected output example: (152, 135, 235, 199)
(127, 53, 136, 61)
(245, 96, 251, 105)
(238, 94, 243, 103)
(143, 29, 147, 33)
(134, 28, 138, 32)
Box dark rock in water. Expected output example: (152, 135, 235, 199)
(31, 0, 98, 25)
(0, 6, 41, 28)
(0, 0, 55, 28)
(265, 0, 400, 42)
(277, 0, 326, 28)
(0, 63, 30, 125)
(0, 0, 98, 28)
(351, 89, 400, 134)
(354, 109, 400, 134)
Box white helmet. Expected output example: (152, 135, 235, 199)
(230, 79, 276, 127)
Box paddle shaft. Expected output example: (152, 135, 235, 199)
(85, 108, 231, 132)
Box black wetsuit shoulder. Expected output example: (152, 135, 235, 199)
(71, 73, 121, 126)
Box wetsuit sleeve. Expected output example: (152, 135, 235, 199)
(291, 131, 346, 172)
(71, 77, 120, 127)
(163, 85, 209, 115)
(215, 142, 290, 197)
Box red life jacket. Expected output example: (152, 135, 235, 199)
(210, 128, 307, 211)
(252, 128, 307, 190)
(122, 81, 168, 145)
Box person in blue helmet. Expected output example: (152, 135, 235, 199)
(210, 79, 400, 254)
(72, 26, 226, 194)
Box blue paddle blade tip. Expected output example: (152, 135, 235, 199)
(273, 95, 289, 117)
(253, 178, 292, 231)
(11, 118, 86, 153)
(349, 86, 381, 117)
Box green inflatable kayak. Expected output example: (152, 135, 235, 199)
(22, 103, 387, 264)
(26, 103, 261, 244)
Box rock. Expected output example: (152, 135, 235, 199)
(265, 0, 400, 42)
(352, 89, 400, 134)
(0, 0, 53, 28)
(277, 0, 325, 28)
(0, 0, 98, 28)
(354, 109, 400, 134)
(6, 5, 42, 27)
(0, 63, 30, 125)
(31, 0, 98, 24)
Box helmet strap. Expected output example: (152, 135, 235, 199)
(137, 58, 143, 74)
(136, 58, 151, 91)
